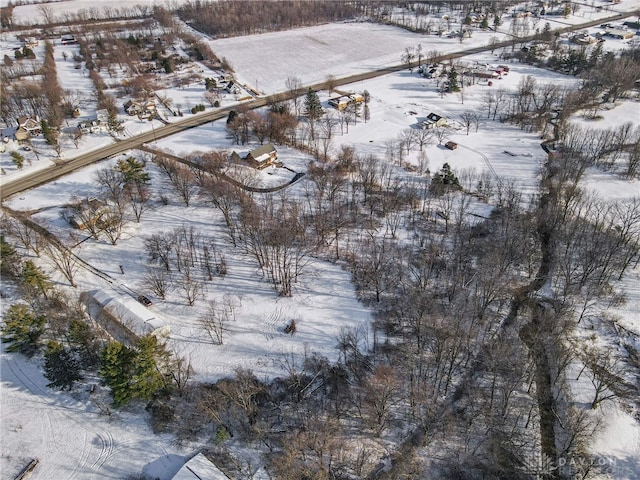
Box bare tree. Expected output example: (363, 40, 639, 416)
(177, 260, 204, 306)
(199, 296, 237, 345)
(460, 111, 474, 135)
(171, 164, 198, 207)
(145, 265, 172, 300)
(319, 112, 337, 161)
(577, 347, 630, 409)
(4, 216, 43, 256)
(204, 90, 219, 107)
(358, 365, 401, 435)
(42, 236, 79, 287)
(200, 180, 241, 247)
(325, 74, 337, 95)
(402, 46, 416, 71)
(97, 204, 126, 245)
(125, 181, 151, 223)
(415, 127, 434, 151)
(434, 126, 449, 145)
(169, 352, 194, 396)
(285, 76, 303, 116)
(399, 128, 415, 154)
(37, 4, 56, 24)
(145, 232, 175, 271)
(95, 167, 126, 214)
(240, 196, 311, 297)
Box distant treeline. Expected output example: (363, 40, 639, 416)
(177, 0, 364, 38)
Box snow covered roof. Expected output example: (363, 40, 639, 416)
(247, 143, 277, 164)
(85, 289, 169, 339)
(171, 453, 229, 480)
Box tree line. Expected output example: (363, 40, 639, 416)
(178, 0, 362, 38)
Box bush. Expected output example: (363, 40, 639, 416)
(190, 104, 206, 114)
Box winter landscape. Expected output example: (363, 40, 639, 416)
(1, 1, 639, 479)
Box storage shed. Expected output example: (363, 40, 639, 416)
(81, 289, 169, 343)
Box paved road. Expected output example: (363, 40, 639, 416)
(1, 8, 637, 201)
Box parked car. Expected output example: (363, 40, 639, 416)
(137, 295, 152, 306)
(445, 141, 458, 150)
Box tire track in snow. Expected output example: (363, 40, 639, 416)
(2, 351, 116, 479)
(90, 428, 115, 470)
(458, 143, 502, 187)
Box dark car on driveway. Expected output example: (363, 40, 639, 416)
(137, 295, 152, 306)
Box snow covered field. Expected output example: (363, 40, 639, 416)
(2, 9, 640, 480)
(209, 6, 639, 94)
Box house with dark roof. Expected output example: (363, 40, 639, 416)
(245, 143, 277, 169)
(421, 112, 448, 129)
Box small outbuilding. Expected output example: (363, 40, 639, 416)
(445, 141, 458, 150)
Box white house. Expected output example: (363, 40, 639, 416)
(422, 112, 448, 129)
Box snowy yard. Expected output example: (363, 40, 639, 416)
(2, 6, 640, 479)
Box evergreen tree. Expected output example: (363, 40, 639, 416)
(40, 119, 58, 145)
(1, 304, 45, 356)
(429, 163, 461, 196)
(303, 88, 323, 120)
(480, 16, 489, 30)
(101, 340, 137, 407)
(448, 67, 460, 92)
(100, 336, 169, 407)
(44, 340, 83, 390)
(115, 157, 150, 185)
(10, 151, 24, 169)
(68, 318, 101, 368)
(130, 335, 168, 401)
(22, 259, 52, 298)
(1, 235, 21, 278)
(107, 112, 124, 136)
(162, 56, 174, 74)
(205, 77, 217, 90)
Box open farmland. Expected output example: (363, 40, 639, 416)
(211, 21, 507, 94)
